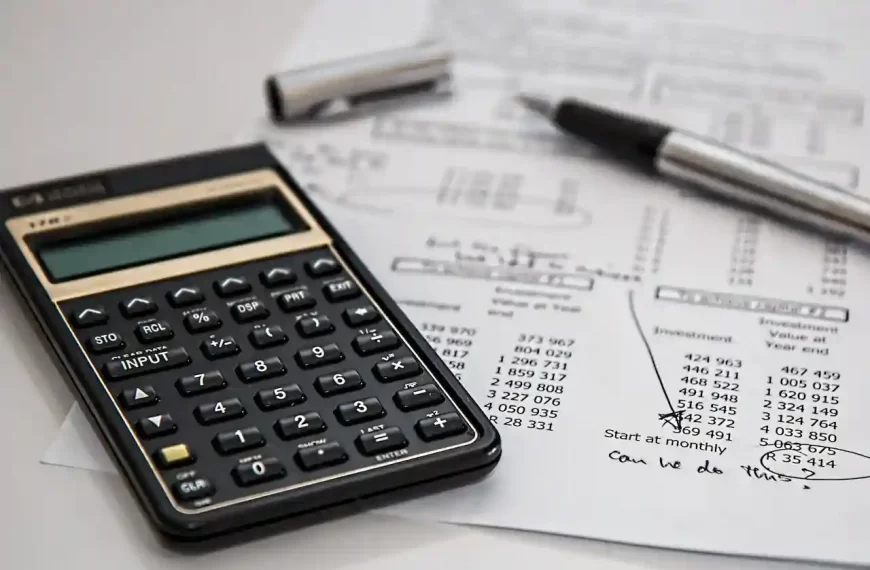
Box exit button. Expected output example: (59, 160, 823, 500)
(135, 320, 174, 343)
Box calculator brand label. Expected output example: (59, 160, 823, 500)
(9, 178, 107, 211)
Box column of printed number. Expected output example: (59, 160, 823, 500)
(677, 353, 742, 441)
(419, 322, 478, 382)
(485, 333, 574, 433)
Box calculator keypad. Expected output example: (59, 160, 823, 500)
(60, 246, 475, 511)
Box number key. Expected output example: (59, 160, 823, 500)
(176, 370, 227, 396)
(314, 370, 364, 397)
(335, 397, 385, 425)
(237, 357, 285, 383)
(255, 384, 306, 411)
(295, 343, 343, 369)
(275, 411, 326, 440)
(195, 398, 245, 425)
(232, 457, 286, 487)
(213, 427, 265, 455)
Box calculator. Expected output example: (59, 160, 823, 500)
(0, 144, 501, 542)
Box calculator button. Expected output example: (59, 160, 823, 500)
(200, 336, 240, 359)
(86, 332, 125, 354)
(314, 370, 364, 397)
(71, 306, 108, 328)
(249, 325, 288, 349)
(232, 457, 286, 487)
(356, 427, 408, 456)
(119, 386, 158, 409)
(323, 279, 361, 302)
(237, 357, 286, 383)
(295, 441, 348, 471)
(195, 398, 245, 425)
(183, 310, 222, 333)
(374, 355, 421, 382)
(213, 427, 266, 455)
(176, 370, 227, 396)
(394, 384, 444, 411)
(155, 443, 195, 469)
(295, 343, 344, 369)
(136, 414, 177, 438)
(119, 297, 157, 318)
(278, 287, 317, 312)
(416, 413, 467, 441)
(335, 397, 386, 425)
(254, 384, 306, 411)
(342, 305, 380, 327)
(172, 478, 215, 502)
(214, 276, 251, 297)
(167, 286, 204, 307)
(305, 257, 340, 277)
(352, 330, 400, 355)
(102, 347, 191, 380)
(135, 320, 174, 343)
(260, 267, 296, 287)
(275, 411, 327, 440)
(230, 298, 269, 323)
(295, 315, 334, 338)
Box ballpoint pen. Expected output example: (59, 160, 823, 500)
(516, 94, 870, 246)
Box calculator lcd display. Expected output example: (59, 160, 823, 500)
(36, 201, 298, 282)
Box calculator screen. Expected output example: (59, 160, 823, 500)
(36, 199, 301, 282)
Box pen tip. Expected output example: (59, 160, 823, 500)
(515, 93, 554, 118)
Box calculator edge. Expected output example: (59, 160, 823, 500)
(0, 143, 502, 541)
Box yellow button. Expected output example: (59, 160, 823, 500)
(157, 443, 194, 468)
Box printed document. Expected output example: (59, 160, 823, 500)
(44, 0, 870, 566)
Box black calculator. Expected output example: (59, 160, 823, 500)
(0, 144, 500, 542)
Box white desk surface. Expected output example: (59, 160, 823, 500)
(0, 2, 837, 569)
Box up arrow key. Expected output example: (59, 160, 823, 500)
(71, 306, 108, 328)
(120, 385, 158, 409)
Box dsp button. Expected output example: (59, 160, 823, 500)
(214, 276, 251, 297)
(356, 427, 408, 456)
(230, 298, 269, 323)
(352, 330, 400, 355)
(86, 331, 125, 354)
(374, 355, 421, 382)
(102, 347, 191, 380)
(323, 278, 360, 302)
(232, 457, 286, 487)
(119, 297, 156, 318)
(295, 441, 348, 471)
(70, 306, 108, 328)
(394, 384, 444, 411)
(172, 478, 215, 502)
(135, 320, 174, 343)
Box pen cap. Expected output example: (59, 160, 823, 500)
(265, 40, 453, 121)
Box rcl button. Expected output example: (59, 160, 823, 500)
(135, 321, 174, 343)
(86, 332, 125, 354)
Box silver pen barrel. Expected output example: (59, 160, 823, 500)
(655, 131, 870, 243)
